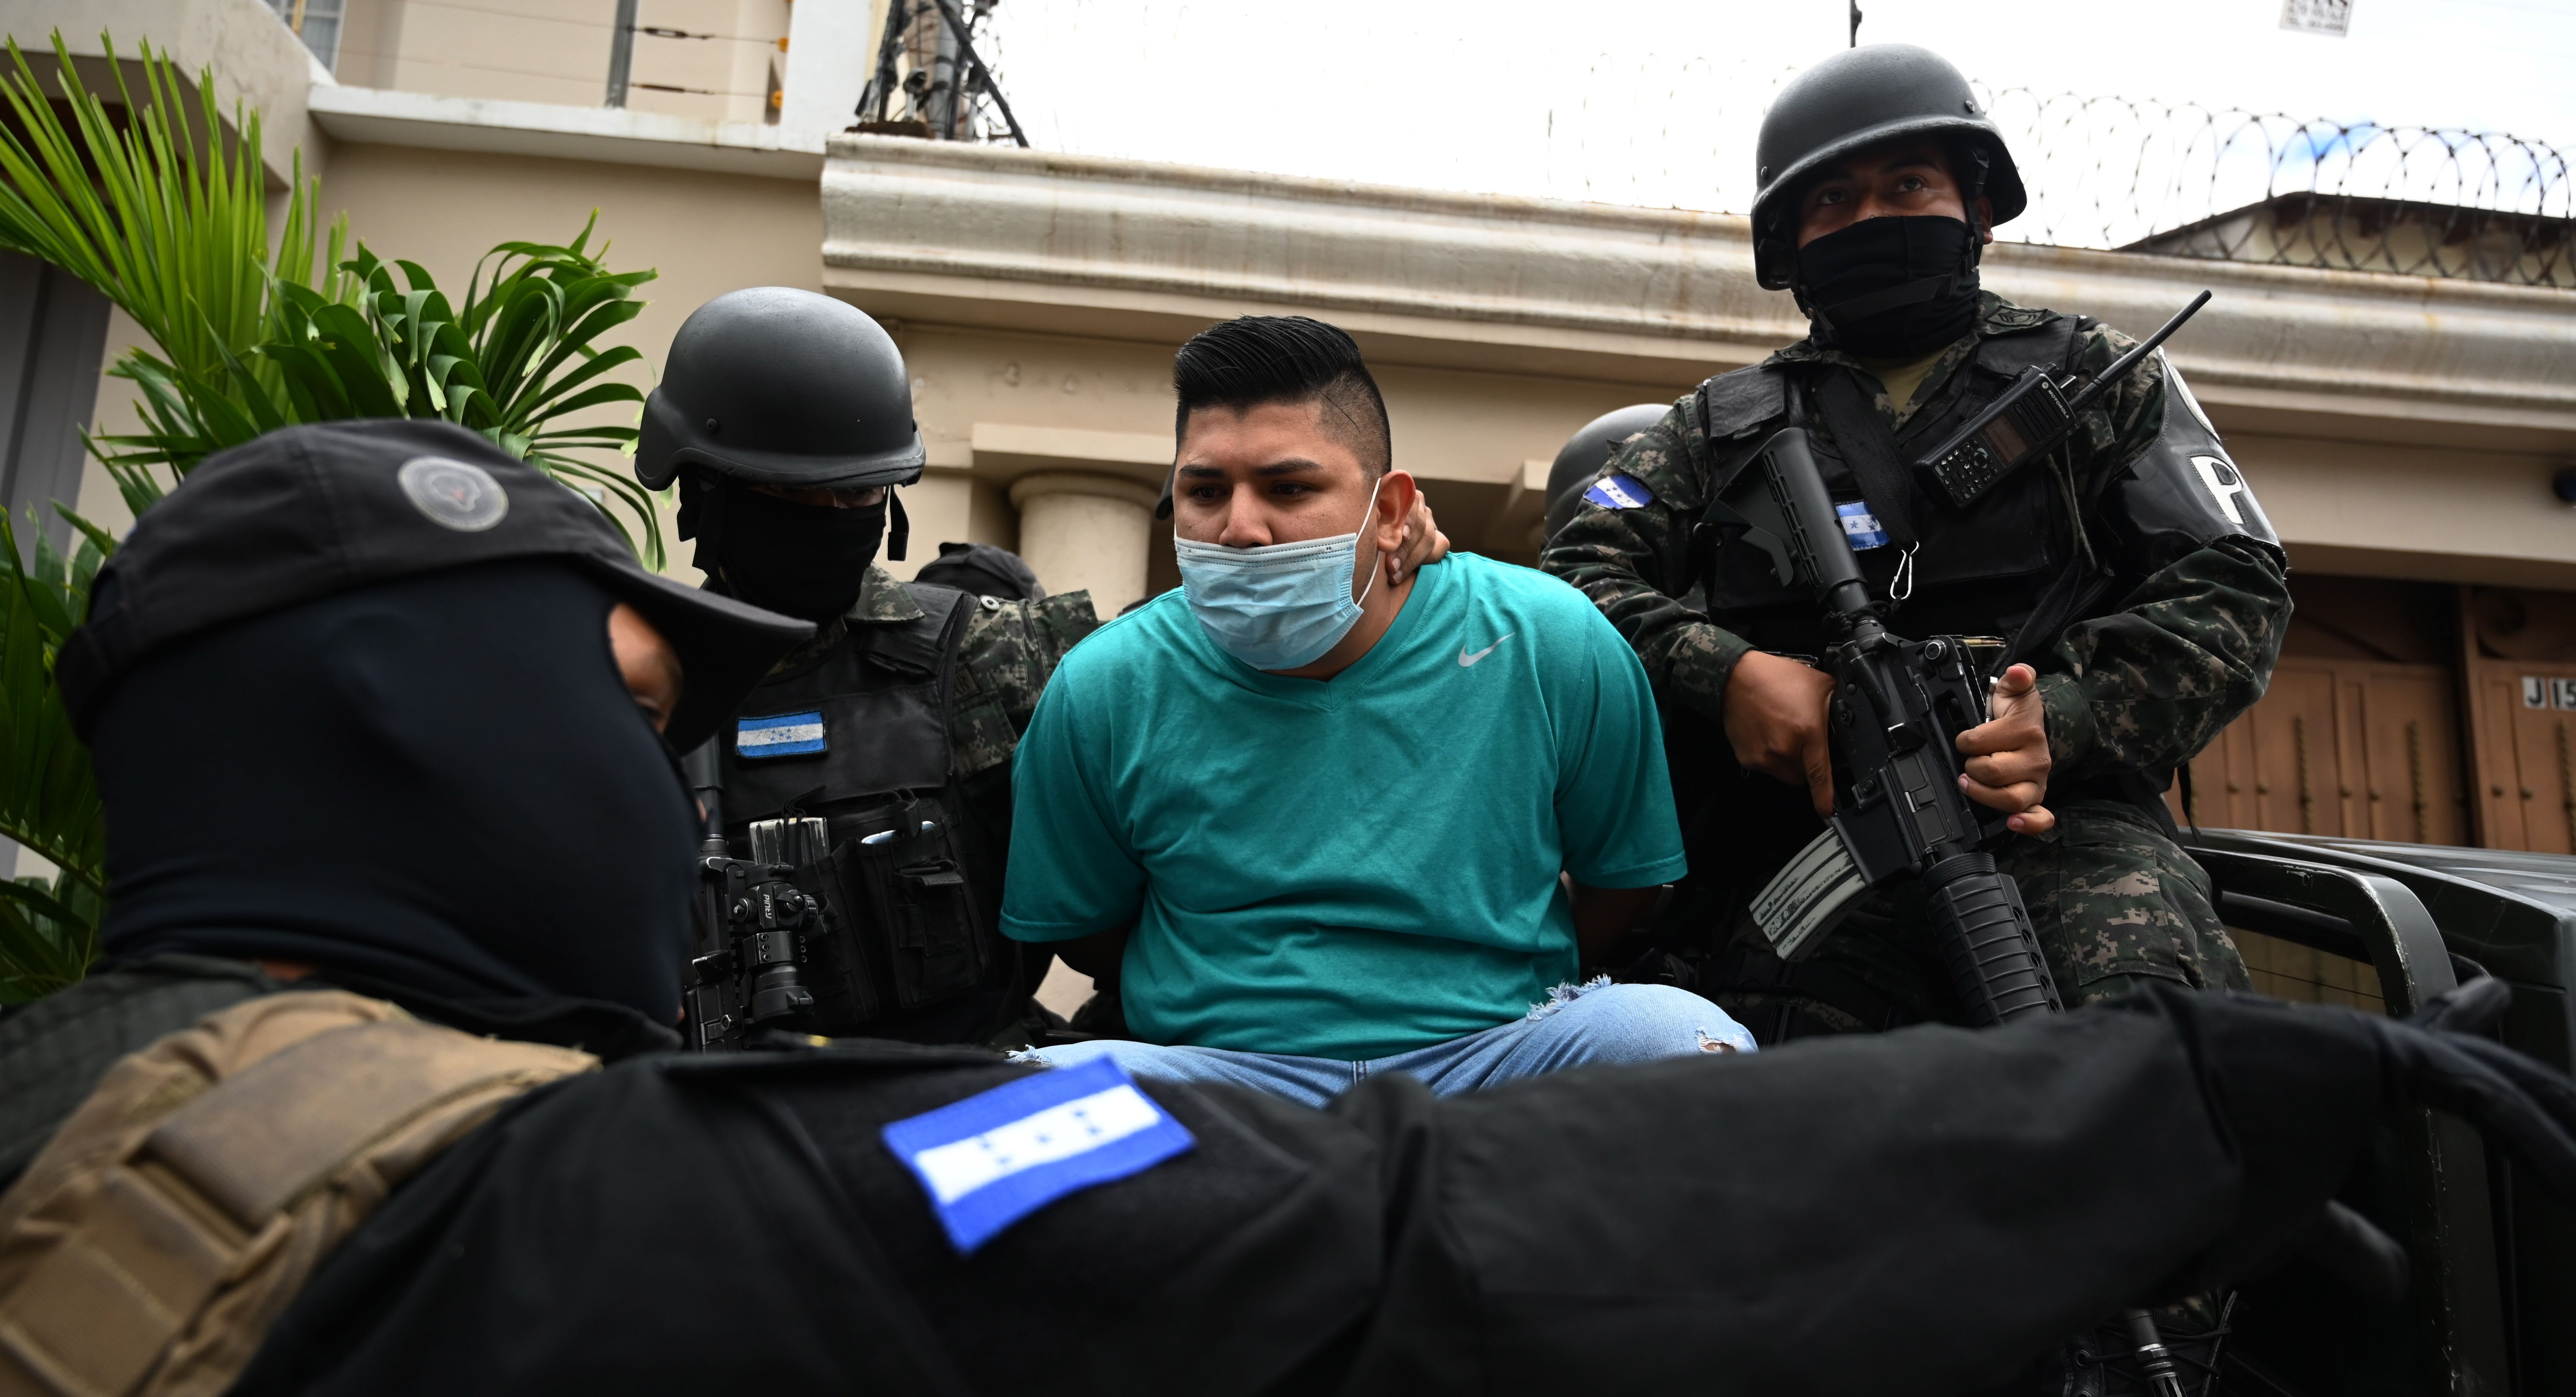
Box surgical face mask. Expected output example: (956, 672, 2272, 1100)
(1173, 478, 1383, 672)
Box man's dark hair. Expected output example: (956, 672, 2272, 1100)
(1171, 316, 1392, 476)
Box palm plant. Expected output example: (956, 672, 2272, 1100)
(0, 514, 106, 1000)
(0, 31, 666, 998)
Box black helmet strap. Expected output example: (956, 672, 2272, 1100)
(887, 489, 909, 563)
(677, 470, 726, 575)
(1961, 143, 1994, 269)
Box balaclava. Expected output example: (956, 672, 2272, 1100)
(678, 474, 888, 623)
(1794, 214, 1983, 360)
(91, 558, 701, 1023)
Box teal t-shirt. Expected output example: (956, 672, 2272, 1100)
(1000, 552, 1688, 1060)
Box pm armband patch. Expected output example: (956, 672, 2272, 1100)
(2189, 454, 2250, 526)
(1582, 473, 1656, 510)
(736, 710, 825, 758)
(883, 1056, 1196, 1253)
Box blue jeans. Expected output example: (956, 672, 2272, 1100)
(1022, 978, 1754, 1109)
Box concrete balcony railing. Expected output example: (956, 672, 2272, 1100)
(822, 134, 2576, 589)
(822, 135, 2576, 437)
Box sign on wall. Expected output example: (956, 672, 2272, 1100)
(2281, 0, 2354, 36)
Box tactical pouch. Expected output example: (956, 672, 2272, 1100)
(830, 796, 988, 1012)
(0, 993, 594, 1397)
(780, 833, 882, 1033)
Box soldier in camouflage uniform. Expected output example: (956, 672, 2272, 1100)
(628, 287, 1100, 1046)
(1541, 46, 2290, 1043)
(1546, 47, 2287, 1388)
(638, 289, 1451, 1047)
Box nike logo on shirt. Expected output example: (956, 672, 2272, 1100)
(1458, 634, 1513, 667)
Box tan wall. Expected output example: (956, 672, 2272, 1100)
(2230, 431, 2576, 591)
(77, 140, 822, 576)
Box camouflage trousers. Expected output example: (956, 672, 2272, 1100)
(1705, 798, 2252, 1038)
(1700, 799, 2248, 1395)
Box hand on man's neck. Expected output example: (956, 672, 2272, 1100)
(1271, 551, 1414, 680)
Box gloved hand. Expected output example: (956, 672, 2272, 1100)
(2373, 975, 2576, 1200)
(2125, 976, 2576, 1302)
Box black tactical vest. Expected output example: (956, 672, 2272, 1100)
(1694, 313, 2093, 662)
(716, 581, 1014, 1040)
(1671, 313, 2174, 912)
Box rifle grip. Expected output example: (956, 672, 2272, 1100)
(1923, 853, 2063, 1025)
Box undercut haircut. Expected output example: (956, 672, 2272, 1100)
(1172, 316, 1393, 477)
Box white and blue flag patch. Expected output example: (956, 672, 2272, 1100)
(736, 710, 825, 758)
(1835, 501, 1890, 550)
(882, 1056, 1196, 1254)
(1582, 472, 1655, 511)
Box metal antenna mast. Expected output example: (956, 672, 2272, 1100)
(853, 0, 1030, 147)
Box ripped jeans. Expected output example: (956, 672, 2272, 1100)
(1020, 979, 1755, 1110)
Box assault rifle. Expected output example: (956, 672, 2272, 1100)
(683, 818, 833, 1052)
(1716, 369, 2201, 1394)
(678, 747, 946, 1051)
(1714, 409, 2060, 1023)
(679, 745, 827, 1051)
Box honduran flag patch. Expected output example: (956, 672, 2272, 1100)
(735, 710, 825, 758)
(1835, 501, 1890, 550)
(882, 1056, 1197, 1254)
(1582, 472, 1655, 510)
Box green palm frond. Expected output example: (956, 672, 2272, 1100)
(0, 873, 104, 1002)
(0, 31, 668, 998)
(0, 514, 106, 892)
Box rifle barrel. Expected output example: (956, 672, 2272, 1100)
(2061, 289, 2211, 420)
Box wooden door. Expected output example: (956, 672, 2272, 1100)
(2467, 659, 2576, 854)
(2351, 667, 2467, 845)
(2178, 659, 2465, 845)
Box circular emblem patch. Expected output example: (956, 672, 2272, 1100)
(397, 456, 510, 532)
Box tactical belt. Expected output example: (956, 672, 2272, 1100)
(0, 991, 594, 1397)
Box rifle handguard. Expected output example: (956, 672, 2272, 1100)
(1922, 852, 2063, 1026)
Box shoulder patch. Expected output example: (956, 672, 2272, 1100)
(1700, 365, 1789, 440)
(736, 710, 825, 758)
(1582, 472, 1656, 511)
(1987, 306, 2051, 329)
(882, 1056, 1196, 1253)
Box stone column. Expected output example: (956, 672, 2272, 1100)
(1007, 472, 1160, 616)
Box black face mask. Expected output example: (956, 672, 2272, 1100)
(91, 559, 702, 1023)
(1795, 214, 1983, 360)
(682, 479, 887, 623)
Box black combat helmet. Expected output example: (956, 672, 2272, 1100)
(912, 541, 1046, 601)
(1749, 44, 2026, 290)
(636, 287, 925, 492)
(1543, 404, 1668, 542)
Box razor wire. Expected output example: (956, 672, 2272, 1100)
(965, 0, 2576, 288)
(1981, 87, 2575, 287)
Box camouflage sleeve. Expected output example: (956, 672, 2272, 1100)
(948, 589, 1102, 778)
(1537, 400, 1752, 723)
(2022, 316, 2292, 779)
(2063, 319, 2166, 498)
(2038, 537, 2288, 780)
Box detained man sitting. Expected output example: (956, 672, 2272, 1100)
(1004, 316, 1752, 1108)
